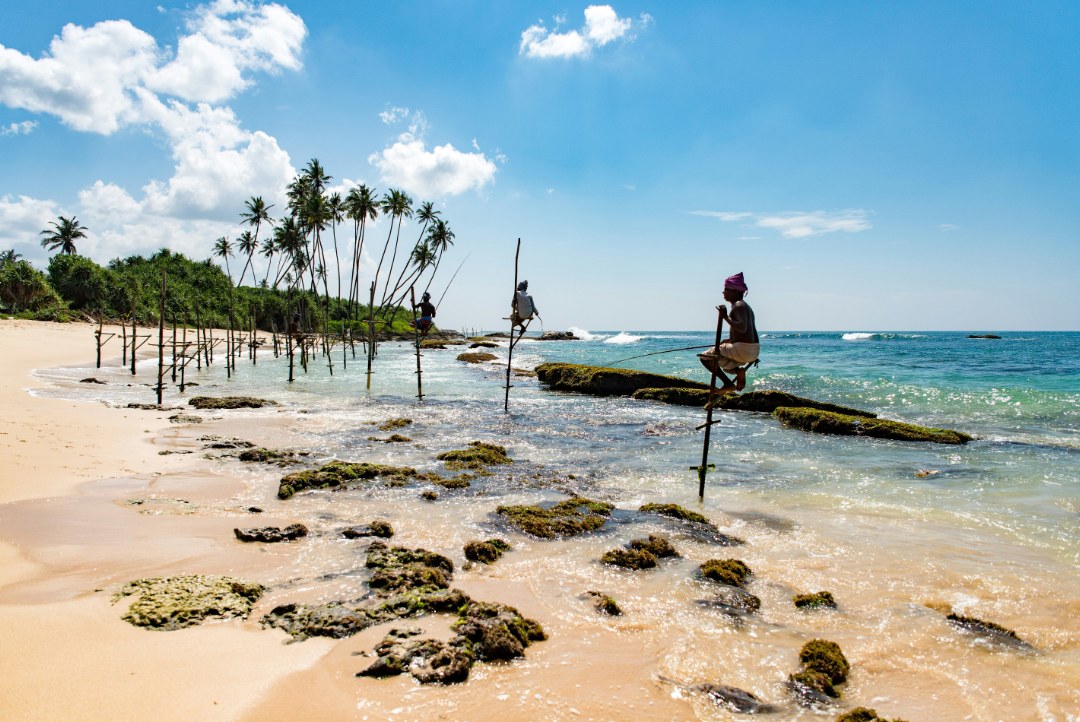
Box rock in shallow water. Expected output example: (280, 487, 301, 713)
(233, 523, 308, 543)
(114, 574, 264, 630)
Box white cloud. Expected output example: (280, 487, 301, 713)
(379, 106, 409, 124)
(520, 5, 643, 59)
(0, 194, 60, 251)
(0, 120, 38, 136)
(696, 209, 873, 238)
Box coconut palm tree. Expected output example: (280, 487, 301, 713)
(235, 230, 257, 286)
(0, 249, 22, 264)
(213, 236, 234, 282)
(239, 196, 274, 286)
(327, 192, 345, 303)
(422, 219, 456, 296)
(388, 201, 439, 302)
(374, 189, 413, 305)
(39, 216, 88, 255)
(344, 184, 379, 319)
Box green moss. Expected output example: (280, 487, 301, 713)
(700, 558, 752, 587)
(457, 352, 498, 363)
(631, 387, 711, 406)
(496, 496, 614, 539)
(277, 460, 439, 499)
(788, 668, 839, 699)
(238, 448, 298, 463)
(421, 338, 464, 348)
(464, 538, 511, 563)
(535, 362, 707, 397)
(718, 390, 876, 417)
(377, 417, 413, 431)
(794, 591, 837, 609)
(437, 441, 513, 470)
(590, 593, 623, 616)
(774, 407, 972, 444)
(601, 548, 658, 570)
(434, 474, 473, 489)
(629, 535, 679, 558)
(367, 434, 412, 443)
(188, 396, 278, 410)
(114, 574, 264, 630)
(799, 639, 850, 684)
(639, 503, 710, 525)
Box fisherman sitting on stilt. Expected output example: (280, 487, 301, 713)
(510, 280, 538, 332)
(410, 292, 436, 336)
(698, 272, 759, 395)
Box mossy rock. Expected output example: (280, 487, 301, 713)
(359, 633, 474, 684)
(700, 558, 752, 587)
(277, 461, 439, 499)
(836, 708, 910, 722)
(437, 441, 512, 470)
(434, 474, 473, 489)
(367, 434, 412, 443)
(601, 547, 658, 570)
(631, 387, 711, 407)
(787, 668, 839, 703)
(457, 352, 498, 364)
(535, 362, 707, 397)
(377, 417, 413, 431)
(452, 600, 546, 661)
(114, 574, 264, 630)
(233, 523, 308, 543)
(946, 613, 1034, 651)
(693, 684, 781, 714)
(584, 591, 623, 616)
(774, 407, 972, 444)
(496, 496, 614, 539)
(639, 503, 710, 525)
(421, 338, 464, 348)
(469, 341, 500, 349)
(238, 448, 298, 463)
(717, 390, 876, 417)
(464, 538, 511, 564)
(629, 534, 679, 558)
(342, 521, 394, 539)
(696, 585, 761, 615)
(794, 591, 837, 609)
(800, 639, 849, 684)
(188, 396, 279, 410)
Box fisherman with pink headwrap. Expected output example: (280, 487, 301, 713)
(698, 272, 760, 394)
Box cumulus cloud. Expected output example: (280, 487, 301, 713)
(0, 1, 305, 260)
(696, 209, 873, 238)
(370, 110, 497, 198)
(0, 120, 38, 136)
(0, 194, 60, 251)
(520, 5, 645, 59)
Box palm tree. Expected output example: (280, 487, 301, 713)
(1, 249, 22, 264)
(239, 196, 274, 287)
(422, 219, 456, 296)
(40, 216, 88, 255)
(213, 236, 234, 282)
(344, 184, 379, 319)
(374, 189, 413, 305)
(389, 201, 439, 301)
(259, 236, 276, 287)
(235, 230, 257, 286)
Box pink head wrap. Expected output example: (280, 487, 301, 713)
(724, 272, 748, 293)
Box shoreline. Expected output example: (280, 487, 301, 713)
(1, 320, 1077, 721)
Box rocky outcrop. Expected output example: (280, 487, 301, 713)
(496, 496, 614, 538)
(787, 639, 850, 707)
(342, 521, 394, 539)
(277, 461, 441, 499)
(693, 684, 780, 714)
(716, 390, 876, 417)
(946, 613, 1035, 652)
(188, 396, 279, 410)
(639, 503, 745, 546)
(538, 331, 578, 340)
(793, 591, 837, 609)
(464, 538, 511, 564)
(437, 441, 512, 470)
(233, 523, 308, 543)
(774, 407, 972, 444)
(457, 352, 498, 363)
(700, 558, 752, 587)
(114, 574, 264, 630)
(535, 362, 707, 397)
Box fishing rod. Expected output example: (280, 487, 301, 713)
(607, 343, 714, 366)
(435, 253, 470, 310)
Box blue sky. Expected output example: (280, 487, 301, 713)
(2, 1, 1077, 331)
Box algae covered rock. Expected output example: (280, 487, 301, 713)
(377, 417, 413, 431)
(601, 548, 658, 570)
(188, 396, 279, 410)
(115, 574, 264, 630)
(800, 639, 850, 684)
(718, 390, 876, 417)
(457, 352, 498, 364)
(452, 600, 546, 661)
(787, 668, 839, 705)
(836, 708, 910, 722)
(794, 591, 838, 609)
(639, 503, 710, 525)
(342, 520, 394, 539)
(584, 591, 623, 616)
(496, 496, 614, 539)
(535, 362, 707, 397)
(359, 632, 473, 684)
(629, 534, 679, 558)
(946, 613, 1034, 651)
(366, 541, 454, 593)
(277, 460, 439, 499)
(696, 585, 762, 615)
(701, 558, 752, 587)
(694, 684, 780, 714)
(238, 448, 299, 464)
(631, 387, 711, 407)
(774, 407, 972, 444)
(640, 503, 745, 546)
(437, 441, 512, 470)
(464, 538, 511, 564)
(233, 523, 308, 543)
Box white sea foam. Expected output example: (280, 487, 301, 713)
(842, 332, 875, 340)
(566, 326, 602, 341)
(604, 332, 643, 344)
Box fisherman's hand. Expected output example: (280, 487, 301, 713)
(716, 305, 729, 320)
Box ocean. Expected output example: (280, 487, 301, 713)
(26, 328, 1080, 720)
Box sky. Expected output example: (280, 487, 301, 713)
(1, 0, 1078, 332)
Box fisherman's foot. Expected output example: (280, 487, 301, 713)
(718, 384, 737, 396)
(735, 369, 746, 391)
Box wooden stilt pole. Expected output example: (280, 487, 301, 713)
(95, 315, 103, 368)
(695, 311, 725, 500)
(131, 313, 137, 376)
(366, 281, 376, 390)
(180, 309, 188, 393)
(171, 312, 177, 383)
(121, 321, 127, 367)
(504, 238, 521, 414)
(156, 268, 166, 406)
(195, 307, 202, 370)
(411, 286, 423, 401)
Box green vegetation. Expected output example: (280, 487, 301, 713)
(837, 708, 910, 722)
(700, 558, 752, 587)
(799, 639, 850, 684)
(639, 503, 711, 525)
(464, 538, 511, 564)
(794, 591, 838, 609)
(535, 362, 708, 396)
(277, 460, 440, 499)
(457, 351, 498, 363)
(377, 417, 413, 431)
(189, 396, 278, 410)
(496, 496, 614, 538)
(629, 535, 679, 558)
(114, 574, 264, 630)
(601, 548, 658, 570)
(437, 441, 513, 470)
(587, 592, 623, 616)
(774, 407, 973, 444)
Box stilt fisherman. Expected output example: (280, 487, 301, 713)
(698, 272, 759, 394)
(410, 292, 436, 336)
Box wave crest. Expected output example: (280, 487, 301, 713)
(604, 332, 643, 345)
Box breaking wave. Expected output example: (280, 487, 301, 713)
(604, 332, 643, 344)
(567, 327, 602, 341)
